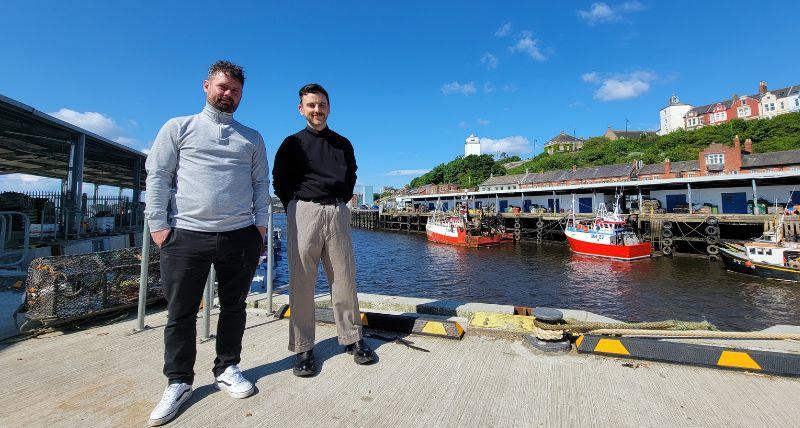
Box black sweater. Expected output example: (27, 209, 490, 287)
(272, 126, 358, 208)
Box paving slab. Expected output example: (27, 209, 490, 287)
(0, 307, 798, 427)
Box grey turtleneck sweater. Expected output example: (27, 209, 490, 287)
(144, 103, 270, 232)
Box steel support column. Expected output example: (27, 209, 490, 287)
(66, 133, 86, 234)
(131, 157, 142, 228)
(687, 183, 693, 214)
(751, 179, 759, 215)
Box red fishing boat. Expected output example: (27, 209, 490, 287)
(564, 198, 651, 260)
(426, 204, 513, 247)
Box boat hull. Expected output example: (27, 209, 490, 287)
(426, 229, 513, 247)
(566, 236, 651, 260)
(719, 247, 800, 282)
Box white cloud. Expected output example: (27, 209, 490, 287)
(1, 173, 43, 183)
(578, 1, 644, 25)
(481, 52, 498, 69)
(581, 72, 601, 83)
(441, 81, 477, 96)
(50, 108, 122, 136)
(49, 108, 138, 146)
(115, 136, 138, 146)
(458, 121, 470, 129)
(568, 101, 586, 108)
(495, 23, 512, 37)
(140, 148, 151, 155)
(483, 82, 495, 94)
(479, 136, 532, 155)
(509, 31, 547, 61)
(476, 118, 491, 126)
(502, 85, 518, 93)
(387, 169, 431, 176)
(583, 70, 657, 101)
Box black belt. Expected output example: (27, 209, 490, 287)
(295, 196, 346, 205)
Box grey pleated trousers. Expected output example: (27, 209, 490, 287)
(286, 200, 362, 353)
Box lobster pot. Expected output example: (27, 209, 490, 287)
(19, 246, 162, 326)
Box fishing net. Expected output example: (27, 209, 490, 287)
(17, 246, 161, 327)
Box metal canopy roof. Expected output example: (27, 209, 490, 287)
(0, 94, 146, 190)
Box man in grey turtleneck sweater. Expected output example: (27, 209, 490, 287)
(144, 61, 268, 426)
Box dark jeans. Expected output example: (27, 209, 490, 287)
(160, 224, 262, 384)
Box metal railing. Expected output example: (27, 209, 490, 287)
(134, 205, 276, 337)
(0, 211, 29, 270)
(0, 190, 143, 239)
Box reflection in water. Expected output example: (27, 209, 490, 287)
(270, 215, 799, 331)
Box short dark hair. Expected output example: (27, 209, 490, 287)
(208, 60, 245, 85)
(299, 83, 329, 103)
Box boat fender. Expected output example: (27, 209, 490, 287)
(536, 220, 544, 228)
(661, 246, 673, 256)
(704, 225, 719, 236)
(662, 221, 673, 230)
(705, 235, 719, 245)
(706, 216, 718, 226)
(709, 254, 719, 262)
(707, 245, 719, 255)
(661, 237, 673, 247)
(662, 229, 673, 239)
(744, 260, 753, 268)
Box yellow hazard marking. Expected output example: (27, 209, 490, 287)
(454, 322, 464, 336)
(468, 312, 535, 333)
(421, 321, 448, 336)
(594, 338, 630, 355)
(360, 313, 369, 326)
(284, 307, 291, 318)
(717, 351, 762, 370)
(575, 335, 584, 348)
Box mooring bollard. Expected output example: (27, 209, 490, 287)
(266, 205, 275, 313)
(134, 220, 150, 332)
(200, 265, 216, 342)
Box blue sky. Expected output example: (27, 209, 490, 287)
(2, 1, 800, 193)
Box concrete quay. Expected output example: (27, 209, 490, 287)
(1, 301, 799, 427)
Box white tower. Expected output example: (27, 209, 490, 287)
(464, 133, 481, 156)
(658, 94, 692, 136)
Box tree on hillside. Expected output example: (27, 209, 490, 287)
(408, 154, 506, 189)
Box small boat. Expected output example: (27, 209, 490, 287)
(563, 197, 651, 261)
(425, 202, 513, 247)
(251, 228, 282, 291)
(719, 219, 800, 283)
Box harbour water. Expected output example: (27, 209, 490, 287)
(270, 214, 800, 331)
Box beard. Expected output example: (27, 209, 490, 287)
(210, 95, 238, 113)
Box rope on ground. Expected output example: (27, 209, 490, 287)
(587, 329, 800, 340)
(533, 319, 717, 333)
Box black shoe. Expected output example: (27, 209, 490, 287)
(345, 339, 377, 365)
(293, 349, 316, 377)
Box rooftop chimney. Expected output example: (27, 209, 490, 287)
(572, 165, 577, 171)
(664, 158, 671, 176)
(733, 135, 741, 153)
(744, 138, 753, 153)
(759, 81, 768, 94)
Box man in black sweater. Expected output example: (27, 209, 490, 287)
(273, 83, 377, 376)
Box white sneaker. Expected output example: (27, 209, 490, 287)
(148, 383, 192, 426)
(215, 365, 255, 399)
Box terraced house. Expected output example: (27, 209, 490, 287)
(682, 81, 800, 131)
